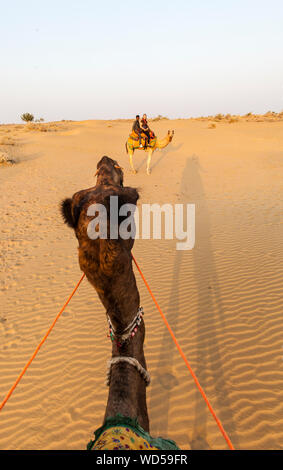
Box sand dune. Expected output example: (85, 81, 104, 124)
(0, 118, 283, 449)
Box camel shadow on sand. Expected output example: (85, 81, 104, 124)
(149, 155, 240, 450)
(151, 143, 183, 171)
(135, 143, 183, 173)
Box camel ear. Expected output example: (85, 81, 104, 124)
(60, 198, 75, 228)
(60, 198, 81, 229)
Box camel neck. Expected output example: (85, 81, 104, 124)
(102, 253, 149, 431)
(104, 321, 149, 431)
(98, 252, 140, 333)
(156, 135, 170, 149)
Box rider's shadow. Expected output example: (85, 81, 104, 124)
(149, 155, 239, 450)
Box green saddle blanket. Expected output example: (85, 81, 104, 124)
(87, 414, 180, 450)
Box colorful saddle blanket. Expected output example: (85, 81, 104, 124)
(87, 414, 180, 451)
(128, 131, 157, 149)
(130, 131, 155, 140)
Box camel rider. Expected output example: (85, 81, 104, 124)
(132, 115, 147, 148)
(141, 114, 152, 144)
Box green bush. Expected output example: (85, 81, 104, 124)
(21, 113, 34, 123)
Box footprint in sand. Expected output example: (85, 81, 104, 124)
(69, 407, 81, 421)
(190, 432, 211, 450)
(156, 372, 179, 390)
(0, 319, 22, 350)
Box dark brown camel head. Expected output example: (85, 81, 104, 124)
(60, 155, 133, 230)
(167, 130, 175, 142)
(95, 155, 124, 187)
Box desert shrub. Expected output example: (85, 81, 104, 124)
(264, 111, 276, 117)
(24, 123, 44, 132)
(21, 113, 34, 123)
(0, 151, 15, 166)
(229, 117, 239, 124)
(208, 123, 216, 129)
(24, 122, 62, 133)
(24, 123, 36, 131)
(151, 115, 169, 121)
(214, 113, 224, 121)
(0, 136, 15, 145)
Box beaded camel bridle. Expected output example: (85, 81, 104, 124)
(105, 306, 150, 386)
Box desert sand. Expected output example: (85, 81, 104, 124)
(0, 116, 282, 450)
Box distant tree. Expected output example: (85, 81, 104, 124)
(214, 113, 224, 120)
(21, 113, 34, 123)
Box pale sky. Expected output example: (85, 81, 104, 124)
(1, 0, 283, 123)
